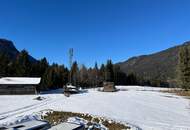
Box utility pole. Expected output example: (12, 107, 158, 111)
(69, 48, 73, 84)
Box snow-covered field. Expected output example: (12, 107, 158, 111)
(0, 86, 190, 130)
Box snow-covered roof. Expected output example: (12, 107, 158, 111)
(6, 120, 50, 130)
(49, 122, 83, 130)
(67, 85, 77, 89)
(0, 77, 41, 85)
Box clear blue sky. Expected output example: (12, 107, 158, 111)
(1, 0, 190, 67)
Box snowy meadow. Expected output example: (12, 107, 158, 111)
(0, 86, 189, 130)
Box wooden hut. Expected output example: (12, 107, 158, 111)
(0, 77, 41, 95)
(103, 82, 117, 92)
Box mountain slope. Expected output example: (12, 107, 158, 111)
(117, 41, 190, 83)
(0, 38, 36, 62)
(0, 39, 19, 59)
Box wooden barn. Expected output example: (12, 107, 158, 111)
(0, 77, 41, 95)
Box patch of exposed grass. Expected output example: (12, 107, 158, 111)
(42, 111, 130, 130)
(102, 120, 130, 130)
(161, 89, 190, 97)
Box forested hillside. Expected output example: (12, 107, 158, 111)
(117, 41, 190, 87)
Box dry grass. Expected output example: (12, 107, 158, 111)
(161, 89, 190, 97)
(102, 120, 130, 130)
(42, 111, 130, 130)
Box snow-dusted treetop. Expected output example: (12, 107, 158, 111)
(0, 77, 41, 85)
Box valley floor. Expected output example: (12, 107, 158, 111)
(0, 86, 189, 130)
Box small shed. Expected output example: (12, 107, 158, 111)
(103, 82, 117, 92)
(0, 77, 41, 95)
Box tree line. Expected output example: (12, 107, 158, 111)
(0, 50, 140, 91)
(2, 47, 187, 91)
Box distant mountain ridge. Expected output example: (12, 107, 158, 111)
(0, 38, 36, 62)
(117, 41, 190, 85)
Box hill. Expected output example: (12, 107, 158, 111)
(117, 41, 190, 86)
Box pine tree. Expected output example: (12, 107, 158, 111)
(0, 53, 10, 77)
(92, 62, 99, 87)
(99, 64, 105, 83)
(178, 45, 190, 90)
(71, 61, 79, 86)
(41, 66, 53, 90)
(78, 64, 88, 87)
(30, 58, 49, 77)
(59, 65, 69, 86)
(126, 73, 137, 85)
(113, 65, 120, 84)
(15, 50, 31, 76)
(105, 60, 114, 82)
(113, 65, 128, 85)
(38, 58, 49, 75)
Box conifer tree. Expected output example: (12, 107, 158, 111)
(79, 64, 89, 87)
(105, 60, 114, 82)
(178, 45, 190, 90)
(113, 65, 120, 84)
(93, 62, 99, 87)
(41, 67, 53, 90)
(71, 61, 79, 86)
(126, 73, 137, 85)
(99, 64, 105, 82)
(38, 58, 49, 75)
(15, 50, 31, 76)
(0, 53, 9, 77)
